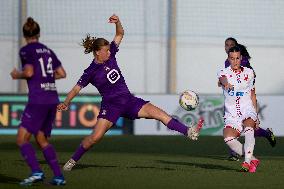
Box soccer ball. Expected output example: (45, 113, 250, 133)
(179, 90, 199, 111)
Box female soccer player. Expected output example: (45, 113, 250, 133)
(223, 38, 276, 161)
(10, 17, 66, 185)
(57, 14, 204, 171)
(218, 46, 260, 172)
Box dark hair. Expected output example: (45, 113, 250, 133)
(81, 34, 109, 54)
(225, 37, 251, 59)
(228, 45, 241, 54)
(225, 37, 238, 45)
(236, 44, 251, 60)
(23, 17, 40, 38)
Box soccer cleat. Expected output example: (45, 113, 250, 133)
(249, 159, 260, 173)
(266, 128, 276, 147)
(19, 171, 45, 186)
(240, 162, 250, 172)
(63, 158, 76, 171)
(50, 175, 66, 186)
(187, 117, 204, 140)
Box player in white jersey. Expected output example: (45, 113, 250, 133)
(218, 46, 260, 172)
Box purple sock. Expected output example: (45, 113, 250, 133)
(42, 144, 62, 177)
(254, 127, 268, 138)
(20, 143, 41, 172)
(167, 118, 188, 135)
(72, 144, 88, 162)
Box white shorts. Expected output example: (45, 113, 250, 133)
(224, 111, 257, 135)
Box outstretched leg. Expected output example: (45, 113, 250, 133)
(137, 103, 203, 140)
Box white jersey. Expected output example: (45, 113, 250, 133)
(217, 67, 257, 132)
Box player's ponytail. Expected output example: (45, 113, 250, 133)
(23, 17, 40, 38)
(81, 34, 109, 54)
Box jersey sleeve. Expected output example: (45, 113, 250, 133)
(50, 49, 62, 70)
(77, 67, 93, 88)
(217, 69, 227, 79)
(110, 41, 119, 57)
(248, 69, 255, 90)
(19, 48, 34, 68)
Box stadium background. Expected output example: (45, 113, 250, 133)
(1, 1, 284, 188)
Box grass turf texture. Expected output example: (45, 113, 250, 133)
(0, 135, 283, 189)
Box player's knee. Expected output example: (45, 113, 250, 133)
(37, 140, 49, 149)
(16, 135, 29, 146)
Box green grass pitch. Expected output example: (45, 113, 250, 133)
(0, 135, 283, 189)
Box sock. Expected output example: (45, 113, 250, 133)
(166, 118, 188, 135)
(244, 127, 255, 163)
(72, 144, 88, 162)
(42, 144, 62, 177)
(224, 137, 244, 156)
(20, 143, 41, 172)
(254, 127, 268, 138)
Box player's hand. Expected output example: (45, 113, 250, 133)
(108, 14, 119, 24)
(224, 83, 234, 91)
(57, 102, 69, 111)
(10, 68, 19, 79)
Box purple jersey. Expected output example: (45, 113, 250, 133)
(77, 41, 131, 101)
(225, 56, 251, 68)
(20, 42, 61, 104)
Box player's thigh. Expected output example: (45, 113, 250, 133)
(16, 126, 32, 145)
(138, 103, 171, 123)
(243, 117, 256, 128)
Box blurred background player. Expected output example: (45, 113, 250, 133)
(223, 37, 276, 161)
(218, 46, 260, 172)
(10, 17, 67, 186)
(57, 14, 204, 171)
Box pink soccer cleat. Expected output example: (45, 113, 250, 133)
(249, 159, 260, 173)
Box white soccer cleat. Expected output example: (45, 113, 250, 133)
(63, 158, 76, 171)
(187, 117, 204, 141)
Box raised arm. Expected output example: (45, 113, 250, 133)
(57, 85, 82, 111)
(10, 65, 34, 79)
(109, 14, 124, 46)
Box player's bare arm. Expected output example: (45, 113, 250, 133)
(54, 66, 66, 80)
(57, 84, 81, 111)
(10, 65, 34, 79)
(109, 14, 124, 46)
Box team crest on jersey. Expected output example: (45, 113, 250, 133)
(244, 74, 249, 81)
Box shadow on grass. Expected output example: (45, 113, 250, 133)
(0, 173, 21, 184)
(156, 160, 238, 171)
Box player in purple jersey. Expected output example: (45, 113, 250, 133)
(57, 14, 204, 171)
(10, 17, 66, 186)
(223, 37, 276, 161)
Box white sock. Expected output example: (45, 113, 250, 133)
(224, 137, 244, 156)
(244, 127, 255, 163)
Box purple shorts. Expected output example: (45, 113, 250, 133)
(98, 95, 149, 123)
(20, 104, 57, 137)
